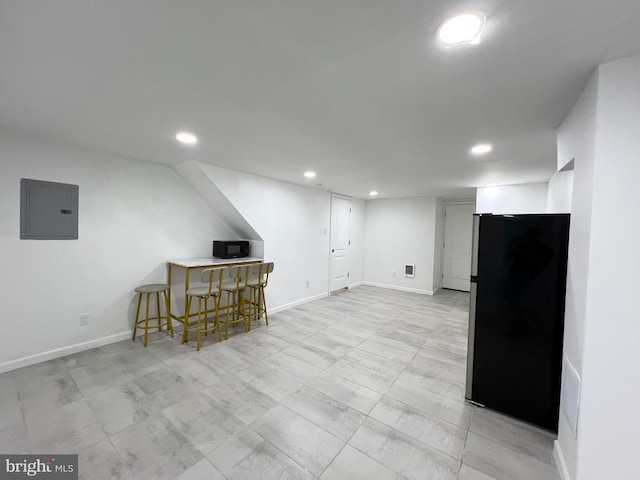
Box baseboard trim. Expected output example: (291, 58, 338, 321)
(270, 292, 329, 315)
(0, 331, 132, 374)
(360, 281, 434, 296)
(554, 440, 572, 480)
(348, 281, 364, 289)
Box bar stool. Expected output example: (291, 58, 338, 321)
(132, 283, 173, 347)
(246, 262, 274, 331)
(220, 265, 250, 339)
(183, 266, 226, 351)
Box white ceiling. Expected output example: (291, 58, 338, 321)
(2, 1, 640, 199)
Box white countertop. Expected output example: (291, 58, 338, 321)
(168, 257, 262, 268)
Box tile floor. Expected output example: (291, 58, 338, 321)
(0, 286, 560, 480)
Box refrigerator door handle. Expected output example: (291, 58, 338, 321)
(470, 214, 480, 278)
(466, 281, 477, 400)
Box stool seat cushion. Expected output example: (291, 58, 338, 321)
(221, 281, 246, 291)
(186, 285, 220, 297)
(135, 283, 170, 294)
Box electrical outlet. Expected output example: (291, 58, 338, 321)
(80, 313, 89, 326)
(392, 272, 397, 278)
(306, 281, 310, 288)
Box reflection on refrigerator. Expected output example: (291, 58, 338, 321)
(466, 213, 570, 432)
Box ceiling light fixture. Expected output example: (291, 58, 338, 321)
(438, 11, 486, 46)
(176, 131, 198, 145)
(369, 191, 378, 196)
(471, 143, 493, 155)
(304, 171, 316, 179)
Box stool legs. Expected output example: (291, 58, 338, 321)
(133, 289, 172, 347)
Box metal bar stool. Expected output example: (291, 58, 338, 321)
(183, 266, 225, 351)
(246, 262, 274, 331)
(132, 283, 173, 347)
(220, 265, 250, 339)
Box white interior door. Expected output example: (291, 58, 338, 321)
(443, 203, 475, 291)
(330, 196, 351, 291)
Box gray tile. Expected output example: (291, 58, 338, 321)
(26, 399, 107, 453)
(366, 333, 422, 354)
(417, 345, 467, 367)
(235, 364, 303, 402)
(264, 351, 324, 382)
(458, 464, 497, 480)
(315, 327, 367, 347)
(396, 366, 466, 402)
(258, 324, 311, 343)
(307, 371, 382, 414)
(0, 379, 22, 430)
(386, 381, 472, 429)
(329, 319, 378, 339)
(105, 347, 161, 376)
(250, 405, 345, 476)
(164, 352, 229, 387)
(324, 356, 399, 394)
(349, 418, 459, 480)
(59, 348, 110, 369)
(299, 333, 355, 357)
(177, 458, 226, 480)
(208, 428, 314, 480)
(78, 438, 131, 480)
(18, 373, 83, 418)
(320, 445, 404, 480)
(407, 355, 466, 385)
(69, 360, 130, 397)
(11, 360, 68, 387)
(355, 339, 416, 364)
(162, 392, 246, 454)
(282, 386, 365, 441)
(202, 376, 278, 424)
(469, 407, 556, 466)
(110, 415, 203, 478)
(0, 421, 31, 454)
(370, 396, 466, 459)
(346, 349, 406, 375)
(280, 342, 341, 370)
(196, 343, 253, 371)
(462, 432, 559, 480)
(132, 365, 195, 409)
(85, 380, 154, 435)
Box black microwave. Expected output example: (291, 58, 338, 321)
(213, 240, 250, 259)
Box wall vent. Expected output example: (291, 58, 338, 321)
(404, 264, 415, 278)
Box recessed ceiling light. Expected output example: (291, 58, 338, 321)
(438, 12, 485, 46)
(369, 191, 378, 196)
(304, 171, 316, 179)
(176, 131, 198, 145)
(471, 143, 493, 155)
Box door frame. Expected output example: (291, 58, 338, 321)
(329, 193, 352, 293)
(441, 200, 476, 291)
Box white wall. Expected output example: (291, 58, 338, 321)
(554, 71, 599, 480)
(572, 54, 640, 480)
(547, 170, 574, 214)
(363, 197, 437, 294)
(195, 163, 332, 310)
(349, 198, 366, 286)
(0, 130, 237, 372)
(432, 198, 446, 292)
(476, 183, 548, 214)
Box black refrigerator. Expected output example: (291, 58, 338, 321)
(466, 213, 570, 432)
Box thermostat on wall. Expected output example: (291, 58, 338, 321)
(404, 264, 415, 278)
